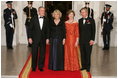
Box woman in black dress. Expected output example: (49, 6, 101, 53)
(48, 9, 66, 71)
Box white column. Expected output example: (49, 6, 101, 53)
(1, 1, 7, 46)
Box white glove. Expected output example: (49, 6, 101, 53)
(11, 14, 14, 18)
(103, 18, 106, 22)
(9, 24, 14, 29)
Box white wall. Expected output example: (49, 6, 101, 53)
(1, 1, 117, 47)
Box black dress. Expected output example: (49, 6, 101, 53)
(48, 19, 66, 70)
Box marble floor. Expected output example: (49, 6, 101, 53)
(1, 44, 117, 78)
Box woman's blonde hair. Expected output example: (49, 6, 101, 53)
(52, 9, 62, 18)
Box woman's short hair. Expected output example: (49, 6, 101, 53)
(80, 7, 88, 13)
(67, 10, 75, 16)
(52, 9, 62, 18)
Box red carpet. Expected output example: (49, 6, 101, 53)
(19, 45, 92, 78)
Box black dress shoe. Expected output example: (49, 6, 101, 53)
(102, 47, 107, 50)
(106, 47, 109, 50)
(86, 69, 90, 72)
(80, 68, 85, 71)
(32, 68, 36, 71)
(28, 44, 32, 47)
(39, 68, 44, 71)
(7, 47, 13, 49)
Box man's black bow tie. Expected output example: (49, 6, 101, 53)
(39, 16, 44, 18)
(83, 18, 87, 20)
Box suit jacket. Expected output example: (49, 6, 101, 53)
(3, 8, 18, 28)
(28, 15, 50, 43)
(78, 17, 96, 44)
(23, 6, 37, 26)
(101, 11, 114, 31)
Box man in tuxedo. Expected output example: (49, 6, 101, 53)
(101, 4, 114, 50)
(84, 1, 94, 19)
(23, 1, 37, 47)
(28, 6, 50, 71)
(3, 1, 18, 49)
(78, 7, 96, 72)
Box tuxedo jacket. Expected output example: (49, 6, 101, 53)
(28, 15, 50, 43)
(78, 17, 96, 44)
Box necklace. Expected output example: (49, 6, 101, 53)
(68, 20, 74, 23)
(54, 19, 60, 25)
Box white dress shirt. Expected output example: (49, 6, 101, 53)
(107, 11, 110, 14)
(83, 16, 88, 24)
(38, 15, 44, 30)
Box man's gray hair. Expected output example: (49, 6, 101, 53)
(38, 6, 45, 10)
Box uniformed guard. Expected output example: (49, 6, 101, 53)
(84, 1, 94, 19)
(3, 1, 18, 49)
(23, 1, 37, 47)
(101, 4, 114, 50)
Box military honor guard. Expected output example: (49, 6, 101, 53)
(101, 4, 114, 50)
(84, 1, 94, 19)
(23, 1, 37, 47)
(3, 1, 18, 49)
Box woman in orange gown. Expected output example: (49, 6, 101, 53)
(64, 10, 80, 71)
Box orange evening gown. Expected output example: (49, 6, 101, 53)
(64, 22, 80, 71)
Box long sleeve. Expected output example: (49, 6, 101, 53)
(91, 9, 94, 19)
(23, 7, 27, 12)
(13, 9, 18, 19)
(91, 19, 96, 41)
(62, 22, 66, 38)
(34, 8, 38, 16)
(101, 12, 104, 25)
(75, 23, 79, 38)
(3, 10, 8, 23)
(27, 17, 34, 38)
(46, 18, 50, 39)
(109, 13, 114, 24)
(3, 9, 11, 26)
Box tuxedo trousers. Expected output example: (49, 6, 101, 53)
(80, 43, 92, 71)
(31, 40, 46, 69)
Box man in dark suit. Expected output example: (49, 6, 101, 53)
(23, 1, 37, 47)
(3, 1, 18, 49)
(28, 6, 50, 71)
(101, 4, 114, 50)
(84, 1, 94, 19)
(78, 7, 96, 72)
